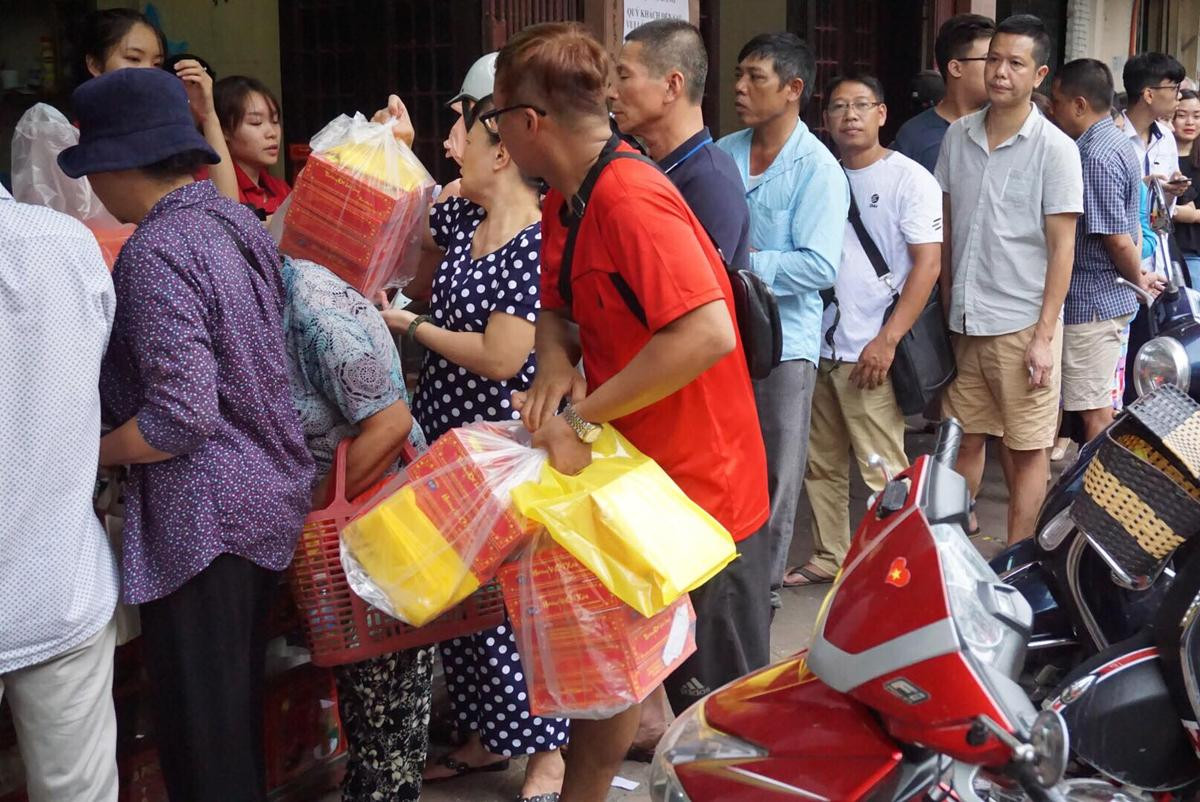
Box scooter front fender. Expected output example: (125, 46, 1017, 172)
(675, 655, 907, 801)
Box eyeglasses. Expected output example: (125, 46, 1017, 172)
(478, 103, 548, 134)
(827, 100, 881, 116)
(954, 57, 989, 63)
(1149, 83, 1182, 99)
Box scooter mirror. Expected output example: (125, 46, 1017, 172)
(1028, 709, 1069, 788)
(1115, 277, 1156, 308)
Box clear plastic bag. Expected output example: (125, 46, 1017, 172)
(499, 532, 697, 720)
(278, 112, 435, 299)
(340, 421, 544, 627)
(12, 103, 135, 268)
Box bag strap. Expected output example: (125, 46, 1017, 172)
(561, 135, 719, 329)
(559, 135, 628, 310)
(845, 179, 894, 292)
(823, 169, 895, 362)
(207, 210, 269, 282)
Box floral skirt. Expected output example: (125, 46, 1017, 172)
(334, 646, 434, 802)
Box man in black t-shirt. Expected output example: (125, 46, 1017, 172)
(893, 13, 994, 174)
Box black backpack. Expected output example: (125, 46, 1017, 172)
(558, 137, 782, 380)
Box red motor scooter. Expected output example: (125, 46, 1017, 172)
(649, 419, 1081, 802)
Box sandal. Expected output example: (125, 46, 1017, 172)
(423, 752, 510, 784)
(518, 795, 561, 802)
(782, 564, 834, 587)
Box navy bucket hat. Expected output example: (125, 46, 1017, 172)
(59, 67, 220, 179)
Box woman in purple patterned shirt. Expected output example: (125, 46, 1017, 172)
(62, 67, 314, 802)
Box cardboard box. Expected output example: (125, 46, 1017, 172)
(499, 543, 696, 717)
(279, 150, 424, 294)
(405, 425, 535, 583)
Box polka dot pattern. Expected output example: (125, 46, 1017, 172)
(415, 198, 562, 753)
(99, 182, 316, 604)
(0, 191, 121, 672)
(441, 621, 568, 756)
(412, 197, 541, 442)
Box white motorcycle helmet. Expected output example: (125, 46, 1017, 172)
(449, 51, 498, 128)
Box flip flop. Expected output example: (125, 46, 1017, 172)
(423, 753, 510, 784)
(782, 564, 834, 587)
(517, 795, 561, 802)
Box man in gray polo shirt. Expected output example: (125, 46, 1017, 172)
(935, 14, 1083, 544)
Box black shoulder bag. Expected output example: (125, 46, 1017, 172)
(842, 187, 956, 415)
(559, 136, 782, 380)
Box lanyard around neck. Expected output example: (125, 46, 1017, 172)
(663, 136, 713, 174)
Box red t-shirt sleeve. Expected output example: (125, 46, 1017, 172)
(595, 174, 725, 331)
(539, 190, 568, 311)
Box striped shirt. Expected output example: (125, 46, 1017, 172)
(1065, 116, 1141, 325)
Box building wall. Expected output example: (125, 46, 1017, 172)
(1065, 0, 1134, 79)
(100, 0, 282, 171)
(1159, 0, 1199, 77)
(1066, 0, 1200, 85)
(716, 0, 786, 136)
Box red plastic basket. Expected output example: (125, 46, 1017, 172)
(289, 440, 506, 667)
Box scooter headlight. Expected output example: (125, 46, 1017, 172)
(1134, 337, 1190, 395)
(649, 702, 767, 802)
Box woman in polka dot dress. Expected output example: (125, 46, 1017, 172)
(381, 97, 567, 801)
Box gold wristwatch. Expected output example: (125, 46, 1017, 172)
(562, 403, 601, 444)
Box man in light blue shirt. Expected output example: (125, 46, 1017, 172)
(717, 32, 848, 604)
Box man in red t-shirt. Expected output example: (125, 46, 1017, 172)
(491, 22, 769, 802)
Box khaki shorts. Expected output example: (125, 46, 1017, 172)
(1062, 313, 1134, 412)
(942, 321, 1063, 451)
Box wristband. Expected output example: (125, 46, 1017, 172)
(406, 314, 432, 341)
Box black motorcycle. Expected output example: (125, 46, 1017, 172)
(989, 274, 1200, 702)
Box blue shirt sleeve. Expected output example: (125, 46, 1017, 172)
(749, 159, 847, 297)
(1140, 184, 1158, 260)
(489, 225, 541, 323)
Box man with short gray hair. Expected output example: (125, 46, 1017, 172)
(610, 19, 766, 715)
(611, 19, 750, 268)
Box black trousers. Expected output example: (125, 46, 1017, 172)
(139, 554, 278, 802)
(663, 526, 773, 714)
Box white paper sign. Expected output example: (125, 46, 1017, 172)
(623, 0, 690, 37)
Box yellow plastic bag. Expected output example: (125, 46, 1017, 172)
(340, 421, 543, 626)
(511, 426, 736, 618)
(342, 485, 480, 627)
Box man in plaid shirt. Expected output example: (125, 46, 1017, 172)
(1050, 58, 1166, 440)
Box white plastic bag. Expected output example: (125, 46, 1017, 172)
(12, 103, 119, 225)
(12, 104, 135, 267)
(278, 112, 434, 299)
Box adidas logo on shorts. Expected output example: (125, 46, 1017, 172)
(679, 677, 710, 697)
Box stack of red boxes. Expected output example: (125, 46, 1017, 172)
(279, 144, 428, 297)
(498, 541, 697, 718)
(404, 423, 537, 584)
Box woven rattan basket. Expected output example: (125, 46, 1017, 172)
(1069, 386, 1200, 585)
